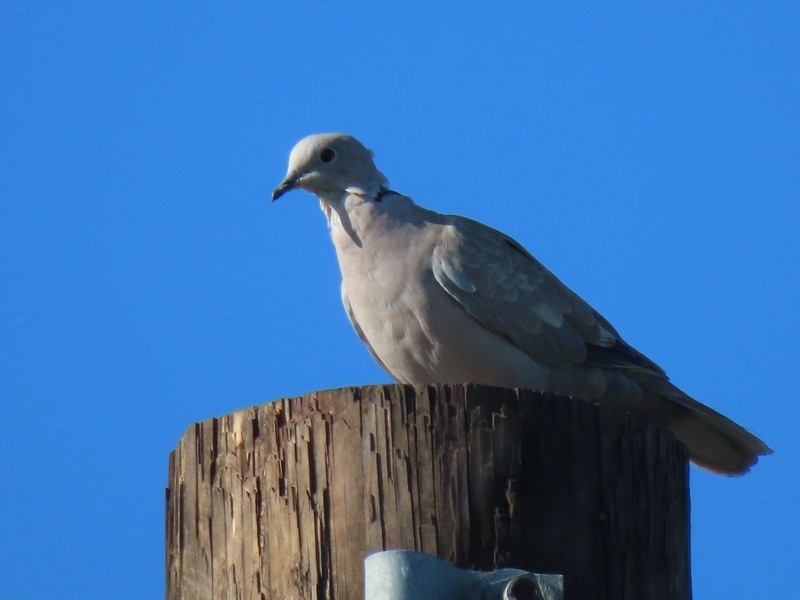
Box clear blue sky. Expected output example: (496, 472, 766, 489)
(1, 3, 798, 598)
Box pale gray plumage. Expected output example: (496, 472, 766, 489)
(272, 132, 772, 475)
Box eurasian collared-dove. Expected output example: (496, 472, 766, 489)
(272, 133, 771, 475)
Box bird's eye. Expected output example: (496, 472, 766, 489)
(320, 148, 336, 163)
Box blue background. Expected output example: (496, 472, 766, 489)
(2, 3, 797, 598)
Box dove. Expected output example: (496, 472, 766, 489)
(272, 133, 771, 475)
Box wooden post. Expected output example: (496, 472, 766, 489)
(165, 384, 690, 600)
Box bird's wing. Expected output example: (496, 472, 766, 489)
(431, 216, 666, 376)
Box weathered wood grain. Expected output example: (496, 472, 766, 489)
(166, 384, 690, 600)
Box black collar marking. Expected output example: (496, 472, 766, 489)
(373, 187, 397, 202)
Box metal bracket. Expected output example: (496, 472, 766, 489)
(365, 550, 563, 599)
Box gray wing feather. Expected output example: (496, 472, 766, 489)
(432, 217, 665, 375)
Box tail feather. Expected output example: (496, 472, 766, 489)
(633, 376, 772, 475)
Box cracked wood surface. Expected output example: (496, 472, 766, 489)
(166, 384, 690, 600)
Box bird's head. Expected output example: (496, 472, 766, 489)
(272, 133, 388, 202)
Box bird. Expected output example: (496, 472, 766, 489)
(272, 132, 771, 475)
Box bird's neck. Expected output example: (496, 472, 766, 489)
(321, 188, 412, 249)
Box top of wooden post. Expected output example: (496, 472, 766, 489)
(166, 384, 690, 600)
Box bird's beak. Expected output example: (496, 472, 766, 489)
(271, 175, 299, 202)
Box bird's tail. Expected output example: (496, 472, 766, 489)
(634, 375, 772, 475)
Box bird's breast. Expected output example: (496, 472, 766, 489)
(329, 206, 549, 387)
